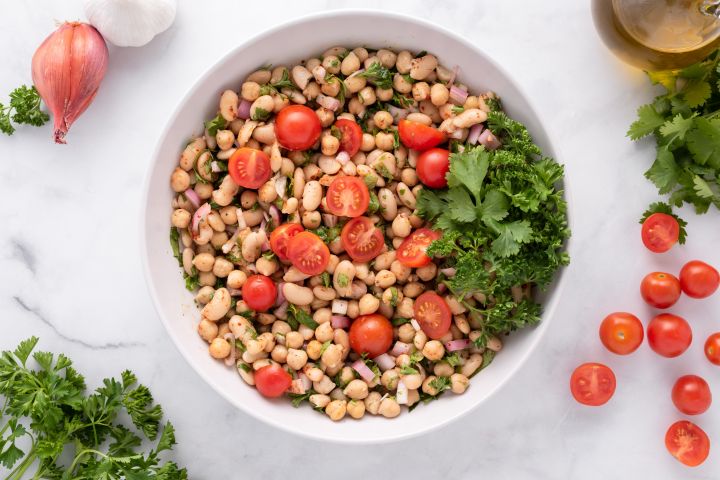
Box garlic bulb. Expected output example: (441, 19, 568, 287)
(84, 0, 177, 47)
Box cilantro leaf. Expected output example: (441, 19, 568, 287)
(686, 117, 720, 166)
(627, 104, 666, 140)
(446, 147, 489, 198)
(644, 148, 680, 194)
(204, 113, 226, 136)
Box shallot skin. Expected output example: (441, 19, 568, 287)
(31, 22, 108, 144)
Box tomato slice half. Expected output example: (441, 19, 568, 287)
(398, 119, 445, 151)
(334, 118, 363, 157)
(286, 231, 330, 276)
(341, 217, 385, 262)
(397, 228, 441, 267)
(269, 223, 304, 262)
(326, 176, 369, 218)
(665, 420, 710, 467)
(641, 213, 679, 253)
(414, 292, 452, 339)
(570, 362, 616, 406)
(228, 147, 272, 189)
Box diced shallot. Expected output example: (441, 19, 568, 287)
(299, 372, 312, 391)
(210, 161, 224, 173)
(228, 288, 243, 297)
(467, 123, 484, 145)
(238, 99, 252, 120)
(390, 341, 411, 356)
(448, 128, 465, 140)
(410, 318, 421, 331)
(374, 353, 396, 371)
(274, 301, 289, 318)
(316, 94, 340, 112)
(447, 65, 459, 89)
(388, 105, 409, 122)
(352, 359, 376, 382)
(336, 151, 350, 165)
(322, 214, 337, 228)
(191, 202, 211, 233)
(332, 299, 348, 315)
(478, 129, 502, 150)
(396, 380, 408, 405)
(183, 188, 200, 209)
(269, 205, 281, 228)
(331, 315, 350, 329)
(223, 333, 236, 366)
(275, 283, 286, 307)
(449, 85, 468, 104)
(246, 263, 257, 273)
(440, 267, 457, 278)
(445, 339, 471, 352)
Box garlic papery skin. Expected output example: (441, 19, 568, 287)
(31, 22, 109, 144)
(84, 0, 177, 47)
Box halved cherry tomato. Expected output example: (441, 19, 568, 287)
(286, 231, 330, 276)
(414, 292, 452, 339)
(705, 332, 720, 366)
(349, 314, 393, 358)
(570, 362, 616, 406)
(665, 420, 710, 467)
(397, 228, 441, 268)
(640, 272, 681, 309)
(254, 364, 292, 398)
(416, 148, 451, 188)
(334, 118, 363, 157)
(641, 213, 680, 253)
(275, 105, 321, 151)
(326, 176, 369, 217)
(679, 260, 719, 299)
(398, 119, 445, 151)
(242, 274, 277, 312)
(672, 375, 712, 415)
(599, 312, 644, 355)
(647, 313, 692, 358)
(269, 223, 304, 262)
(341, 216, 384, 262)
(228, 147, 272, 189)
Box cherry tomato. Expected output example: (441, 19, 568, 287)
(254, 364, 292, 398)
(398, 119, 445, 151)
(640, 272, 681, 309)
(416, 148, 451, 188)
(598, 312, 644, 355)
(269, 223, 304, 262)
(665, 420, 710, 467)
(228, 147, 272, 189)
(349, 314, 393, 358)
(326, 176, 369, 217)
(414, 292, 452, 339)
(397, 228, 441, 268)
(341, 216, 384, 262)
(647, 313, 692, 358)
(569, 362, 616, 406)
(275, 105, 321, 151)
(334, 118, 363, 157)
(705, 333, 720, 366)
(679, 260, 719, 299)
(286, 231, 330, 276)
(242, 274, 277, 312)
(641, 213, 679, 253)
(672, 375, 712, 415)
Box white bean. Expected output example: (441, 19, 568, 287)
(201, 288, 231, 321)
(282, 283, 314, 306)
(302, 180, 322, 211)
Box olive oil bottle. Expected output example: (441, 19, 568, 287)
(592, 0, 720, 70)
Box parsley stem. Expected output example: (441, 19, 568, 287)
(67, 448, 110, 475)
(6, 443, 37, 480)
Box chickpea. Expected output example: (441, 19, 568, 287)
(257, 182, 277, 203)
(434, 361, 455, 377)
(192, 253, 215, 273)
(325, 399, 347, 421)
(392, 73, 413, 94)
(241, 81, 260, 101)
(375, 270, 397, 289)
(450, 373, 470, 394)
(170, 168, 190, 192)
(402, 373, 423, 390)
(358, 293, 380, 315)
(313, 308, 332, 325)
(373, 111, 394, 130)
(286, 349, 308, 370)
(378, 397, 401, 418)
(374, 251, 396, 271)
(271, 344, 288, 363)
(358, 86, 376, 106)
(365, 391, 382, 415)
(216, 129, 235, 150)
(400, 168, 418, 186)
(347, 399, 366, 419)
(321, 344, 343, 369)
(209, 337, 231, 359)
(306, 340, 323, 360)
(422, 340, 445, 361)
(226, 270, 247, 289)
(195, 286, 215, 305)
(322, 55, 341, 74)
(375, 131, 395, 151)
(360, 133, 376, 151)
(396, 323, 415, 343)
(422, 376, 441, 395)
(340, 51, 361, 76)
(376, 87, 394, 102)
(310, 394, 331, 409)
(395, 50, 413, 73)
(414, 330, 428, 351)
(315, 322, 334, 343)
(256, 256, 279, 276)
(321, 134, 340, 156)
(380, 369, 400, 391)
(343, 379, 369, 400)
(197, 319, 218, 342)
(412, 81, 430, 101)
(171, 209, 191, 229)
(430, 83, 450, 106)
(313, 375, 337, 395)
(416, 263, 437, 282)
(285, 331, 304, 349)
(381, 287, 402, 306)
(212, 257, 233, 278)
(195, 182, 213, 200)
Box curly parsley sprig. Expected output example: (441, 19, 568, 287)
(0, 85, 49, 136)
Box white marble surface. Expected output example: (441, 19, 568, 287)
(1, 0, 720, 478)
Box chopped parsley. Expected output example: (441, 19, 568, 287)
(204, 113, 226, 136)
(251, 107, 272, 121)
(287, 304, 319, 330)
(336, 273, 349, 288)
(391, 317, 411, 326)
(357, 62, 393, 89)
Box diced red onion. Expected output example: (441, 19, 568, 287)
(223, 333, 236, 366)
(467, 124, 484, 145)
(388, 105, 409, 122)
(352, 359, 376, 382)
(331, 315, 350, 329)
(438, 283, 448, 293)
(317, 94, 340, 112)
(449, 85, 468, 104)
(374, 353, 396, 371)
(228, 288, 243, 297)
(191, 202, 211, 233)
(269, 205, 281, 227)
(396, 380, 408, 404)
(210, 161, 223, 173)
(322, 214, 337, 228)
(299, 372, 312, 391)
(275, 283, 286, 307)
(440, 267, 457, 278)
(259, 219, 267, 232)
(274, 176, 288, 199)
(445, 339, 471, 352)
(246, 263, 257, 273)
(410, 318, 421, 331)
(478, 129, 502, 150)
(448, 128, 465, 140)
(336, 151, 350, 165)
(274, 301, 289, 318)
(238, 99, 252, 120)
(447, 65, 459, 89)
(183, 188, 200, 209)
(391, 341, 411, 356)
(332, 299, 348, 315)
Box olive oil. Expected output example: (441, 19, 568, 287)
(592, 0, 720, 70)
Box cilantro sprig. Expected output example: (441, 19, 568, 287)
(0, 337, 186, 479)
(0, 85, 49, 136)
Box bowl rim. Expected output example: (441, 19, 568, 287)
(140, 8, 573, 444)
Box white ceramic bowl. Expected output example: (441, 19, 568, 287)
(142, 10, 569, 444)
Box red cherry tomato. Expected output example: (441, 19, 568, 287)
(228, 147, 272, 189)
(641, 213, 679, 253)
(570, 363, 616, 406)
(598, 312, 644, 355)
(241, 274, 277, 312)
(286, 231, 330, 276)
(334, 118, 363, 157)
(640, 272, 681, 309)
(275, 105, 321, 151)
(340, 216, 384, 262)
(416, 148, 451, 188)
(269, 223, 304, 262)
(398, 119, 445, 151)
(672, 375, 712, 415)
(647, 313, 692, 358)
(705, 332, 720, 366)
(349, 314, 393, 358)
(679, 260, 719, 299)
(254, 364, 292, 398)
(397, 228, 441, 268)
(665, 420, 710, 467)
(325, 176, 369, 218)
(414, 292, 452, 339)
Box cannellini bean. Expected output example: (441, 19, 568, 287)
(241, 231, 263, 262)
(391, 214, 412, 238)
(487, 335, 503, 352)
(252, 123, 276, 145)
(410, 54, 438, 80)
(313, 286, 336, 301)
(462, 353, 483, 377)
(220, 90, 239, 121)
(302, 180, 322, 211)
(445, 296, 467, 315)
(406, 112, 432, 125)
(250, 95, 274, 120)
(283, 266, 310, 283)
(256, 256, 279, 276)
(395, 50, 412, 73)
(179, 138, 206, 171)
(237, 120, 258, 147)
(310, 394, 331, 409)
(377, 188, 397, 222)
(282, 283, 314, 306)
(291, 65, 312, 90)
(364, 391, 382, 415)
(201, 288, 231, 321)
(453, 108, 488, 128)
(333, 260, 356, 297)
(318, 155, 341, 174)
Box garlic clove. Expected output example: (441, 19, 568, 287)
(84, 0, 177, 48)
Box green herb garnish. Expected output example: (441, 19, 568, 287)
(0, 85, 49, 135)
(357, 62, 393, 89)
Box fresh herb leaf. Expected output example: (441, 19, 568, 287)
(357, 62, 393, 89)
(288, 304, 319, 329)
(321, 271, 331, 288)
(336, 273, 349, 288)
(0, 85, 49, 135)
(204, 113, 227, 136)
(429, 376, 451, 394)
(392, 317, 411, 326)
(251, 107, 272, 121)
